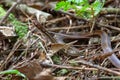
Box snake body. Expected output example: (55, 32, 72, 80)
(100, 31, 120, 68)
(54, 31, 120, 68)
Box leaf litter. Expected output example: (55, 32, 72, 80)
(0, 0, 120, 80)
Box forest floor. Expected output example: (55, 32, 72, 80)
(0, 0, 120, 80)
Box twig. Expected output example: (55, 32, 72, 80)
(46, 16, 68, 26)
(46, 16, 73, 31)
(5, 0, 52, 21)
(0, 0, 22, 25)
(46, 25, 89, 31)
(41, 60, 120, 76)
(85, 48, 120, 61)
(47, 2, 120, 31)
(32, 20, 57, 43)
(41, 62, 98, 71)
(0, 39, 22, 70)
(101, 8, 120, 15)
(76, 60, 120, 75)
(98, 76, 120, 80)
(97, 23, 120, 31)
(52, 10, 120, 32)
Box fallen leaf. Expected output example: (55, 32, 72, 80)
(48, 41, 77, 54)
(14, 60, 42, 80)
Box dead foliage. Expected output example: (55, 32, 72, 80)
(0, 0, 120, 80)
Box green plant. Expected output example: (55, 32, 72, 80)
(0, 5, 6, 19)
(56, 0, 105, 19)
(0, 5, 28, 38)
(0, 69, 27, 80)
(57, 69, 69, 76)
(69, 60, 78, 66)
(52, 55, 61, 64)
(12, 19, 28, 38)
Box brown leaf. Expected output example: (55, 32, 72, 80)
(40, 52, 47, 60)
(14, 60, 42, 80)
(0, 26, 16, 40)
(55, 77, 67, 80)
(48, 41, 77, 54)
(13, 60, 55, 80)
(34, 69, 54, 80)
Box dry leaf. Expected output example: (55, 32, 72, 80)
(14, 60, 42, 80)
(40, 52, 46, 60)
(34, 69, 54, 80)
(0, 26, 16, 40)
(13, 60, 54, 80)
(55, 76, 67, 80)
(48, 41, 77, 54)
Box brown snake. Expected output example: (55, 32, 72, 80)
(54, 31, 120, 68)
(33, 21, 120, 68)
(98, 31, 120, 68)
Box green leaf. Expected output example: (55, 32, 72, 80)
(69, 60, 78, 66)
(67, 0, 89, 5)
(0, 5, 17, 21)
(0, 69, 27, 79)
(12, 20, 28, 38)
(55, 0, 105, 19)
(57, 69, 68, 75)
(76, 5, 92, 19)
(52, 55, 61, 64)
(0, 5, 6, 19)
(55, 1, 71, 11)
(0, 5, 28, 38)
(91, 0, 103, 16)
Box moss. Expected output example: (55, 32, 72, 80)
(0, 5, 28, 38)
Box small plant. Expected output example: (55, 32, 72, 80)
(0, 5, 28, 38)
(12, 19, 28, 38)
(56, 0, 105, 19)
(57, 69, 69, 76)
(52, 55, 61, 64)
(69, 60, 79, 66)
(0, 5, 6, 19)
(0, 69, 27, 80)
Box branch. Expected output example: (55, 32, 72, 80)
(0, 0, 22, 25)
(3, 0, 52, 23)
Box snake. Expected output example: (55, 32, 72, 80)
(33, 20, 120, 68)
(53, 30, 120, 68)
